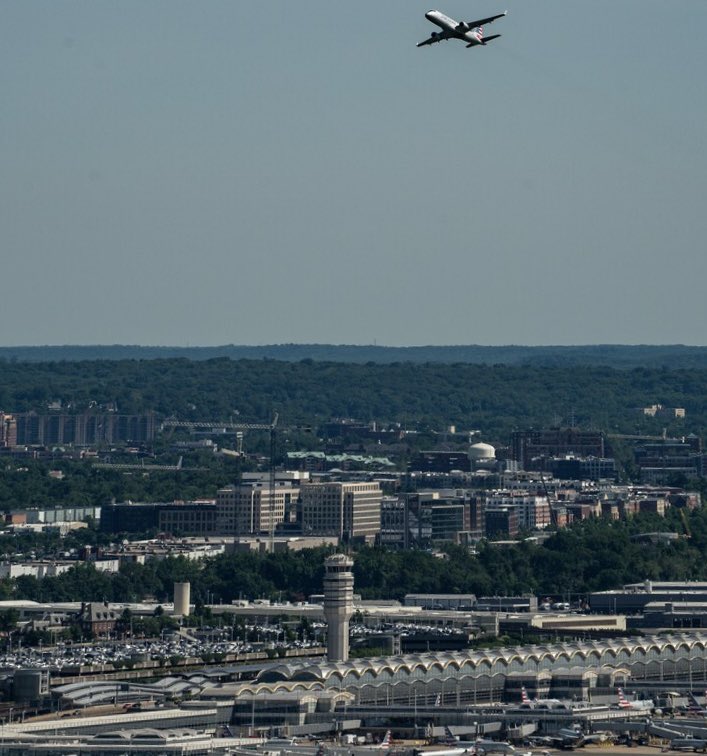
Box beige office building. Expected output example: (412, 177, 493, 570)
(300, 481, 382, 543)
(216, 483, 298, 536)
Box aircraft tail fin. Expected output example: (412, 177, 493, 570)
(444, 727, 458, 744)
(617, 688, 631, 708)
(688, 692, 704, 713)
(467, 32, 500, 47)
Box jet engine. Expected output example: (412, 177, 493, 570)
(455, 22, 469, 32)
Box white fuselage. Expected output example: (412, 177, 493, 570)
(618, 700, 654, 711)
(669, 740, 707, 752)
(420, 741, 517, 756)
(475, 742, 517, 755)
(425, 10, 483, 45)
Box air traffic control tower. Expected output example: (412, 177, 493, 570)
(323, 553, 354, 663)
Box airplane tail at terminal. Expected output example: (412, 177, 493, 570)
(687, 691, 706, 714)
(617, 688, 631, 708)
(617, 687, 653, 711)
(380, 731, 393, 749)
(521, 686, 531, 704)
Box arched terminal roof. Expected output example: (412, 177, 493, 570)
(255, 632, 707, 687)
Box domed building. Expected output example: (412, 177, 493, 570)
(468, 441, 497, 470)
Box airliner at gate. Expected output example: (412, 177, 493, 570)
(417, 9, 506, 49)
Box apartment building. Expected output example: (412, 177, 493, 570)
(638, 404, 686, 419)
(485, 493, 552, 530)
(634, 436, 703, 483)
(14, 412, 156, 445)
(511, 428, 606, 470)
(485, 506, 520, 539)
(0, 413, 17, 447)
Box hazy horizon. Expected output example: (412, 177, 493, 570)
(3, 341, 707, 349)
(2, 340, 707, 350)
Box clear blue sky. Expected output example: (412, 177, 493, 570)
(2, 1, 706, 347)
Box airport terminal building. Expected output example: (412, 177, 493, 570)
(251, 632, 707, 706)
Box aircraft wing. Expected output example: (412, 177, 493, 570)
(465, 11, 507, 27)
(417, 29, 455, 46)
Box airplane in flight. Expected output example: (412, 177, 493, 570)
(417, 9, 506, 49)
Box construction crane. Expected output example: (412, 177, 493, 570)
(160, 419, 275, 433)
(160, 418, 275, 458)
(680, 508, 692, 538)
(162, 414, 281, 545)
(538, 469, 558, 528)
(269, 412, 279, 552)
(608, 431, 670, 441)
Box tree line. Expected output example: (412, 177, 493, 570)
(4, 344, 707, 368)
(4, 507, 707, 605)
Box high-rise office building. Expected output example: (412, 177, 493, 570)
(300, 481, 381, 543)
(216, 473, 307, 536)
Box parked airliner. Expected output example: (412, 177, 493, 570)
(417, 9, 506, 49)
(616, 688, 654, 712)
(687, 691, 707, 716)
(664, 738, 707, 752)
(418, 742, 520, 756)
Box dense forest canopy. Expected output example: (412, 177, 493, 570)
(0, 456, 242, 511)
(1, 359, 706, 443)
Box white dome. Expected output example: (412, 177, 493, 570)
(468, 442, 496, 460)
